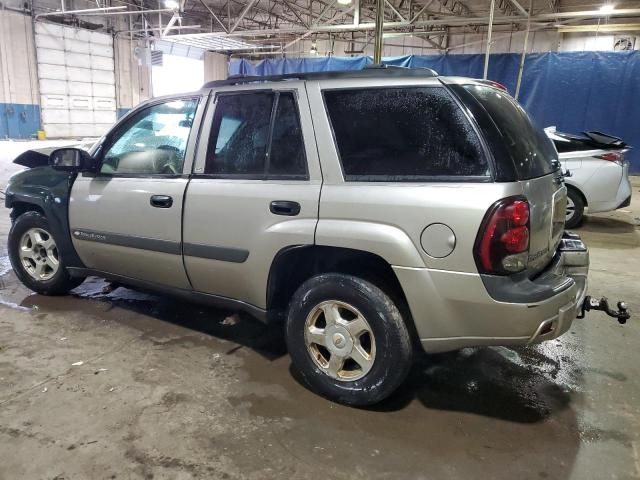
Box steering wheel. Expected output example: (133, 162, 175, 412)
(155, 145, 181, 174)
(162, 163, 178, 174)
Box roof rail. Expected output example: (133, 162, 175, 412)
(202, 65, 438, 88)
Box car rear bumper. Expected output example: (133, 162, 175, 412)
(588, 161, 632, 214)
(393, 234, 589, 353)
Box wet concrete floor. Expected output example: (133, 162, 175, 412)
(0, 145, 639, 479)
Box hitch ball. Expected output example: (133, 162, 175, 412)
(578, 296, 631, 324)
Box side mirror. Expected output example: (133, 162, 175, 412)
(49, 148, 96, 172)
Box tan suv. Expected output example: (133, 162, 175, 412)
(6, 68, 594, 405)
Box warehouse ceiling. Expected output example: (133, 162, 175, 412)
(23, 0, 640, 54)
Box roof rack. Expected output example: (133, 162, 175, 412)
(202, 65, 438, 88)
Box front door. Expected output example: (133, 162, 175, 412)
(69, 96, 203, 289)
(182, 83, 322, 308)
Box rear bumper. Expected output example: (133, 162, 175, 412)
(588, 162, 632, 213)
(394, 234, 589, 353)
(616, 194, 631, 209)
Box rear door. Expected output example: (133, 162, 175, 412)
(461, 85, 565, 272)
(69, 96, 204, 288)
(182, 82, 321, 309)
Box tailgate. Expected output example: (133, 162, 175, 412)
(522, 172, 567, 273)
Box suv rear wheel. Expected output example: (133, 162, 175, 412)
(286, 273, 413, 406)
(8, 211, 85, 295)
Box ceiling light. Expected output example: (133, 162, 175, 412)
(599, 4, 615, 14)
(310, 40, 318, 54)
(337, 0, 352, 5)
(164, 0, 179, 9)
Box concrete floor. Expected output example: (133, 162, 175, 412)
(1, 140, 639, 480)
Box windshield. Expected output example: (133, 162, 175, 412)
(463, 85, 558, 180)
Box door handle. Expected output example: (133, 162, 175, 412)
(150, 195, 173, 208)
(270, 200, 301, 216)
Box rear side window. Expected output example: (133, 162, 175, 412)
(323, 87, 488, 181)
(206, 91, 307, 178)
(207, 92, 272, 175)
(463, 85, 557, 179)
(270, 93, 306, 176)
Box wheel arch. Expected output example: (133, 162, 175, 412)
(565, 182, 588, 207)
(9, 201, 45, 220)
(266, 245, 420, 344)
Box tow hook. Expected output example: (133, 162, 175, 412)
(578, 296, 631, 324)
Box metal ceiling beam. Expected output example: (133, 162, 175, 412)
(281, 0, 309, 26)
(557, 23, 640, 32)
(384, 0, 406, 21)
(314, 0, 338, 25)
(197, 0, 227, 31)
(115, 24, 201, 35)
(229, 0, 258, 32)
(325, 5, 355, 25)
(217, 7, 640, 37)
(508, 0, 528, 17)
(162, 12, 180, 36)
(71, 7, 175, 16)
(410, 0, 435, 23)
(283, 29, 315, 49)
(34, 5, 125, 19)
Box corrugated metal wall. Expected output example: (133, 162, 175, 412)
(0, 11, 40, 139)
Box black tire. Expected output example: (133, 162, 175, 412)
(8, 211, 85, 295)
(286, 273, 413, 406)
(565, 187, 585, 229)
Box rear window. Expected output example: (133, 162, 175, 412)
(324, 87, 488, 182)
(463, 85, 557, 179)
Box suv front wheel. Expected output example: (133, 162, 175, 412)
(8, 211, 85, 295)
(286, 273, 413, 406)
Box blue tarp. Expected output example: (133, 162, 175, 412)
(230, 51, 640, 173)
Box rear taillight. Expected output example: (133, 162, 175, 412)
(595, 152, 623, 165)
(474, 197, 530, 275)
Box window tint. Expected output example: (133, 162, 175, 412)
(101, 99, 197, 175)
(206, 91, 307, 178)
(323, 87, 487, 181)
(269, 93, 306, 177)
(207, 92, 273, 175)
(463, 85, 557, 179)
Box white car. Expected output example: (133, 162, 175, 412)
(546, 127, 632, 228)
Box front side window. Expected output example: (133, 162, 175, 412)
(205, 91, 307, 178)
(324, 87, 488, 181)
(101, 98, 198, 175)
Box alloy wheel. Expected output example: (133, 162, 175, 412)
(304, 300, 376, 381)
(19, 227, 60, 281)
(566, 196, 576, 222)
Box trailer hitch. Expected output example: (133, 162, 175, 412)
(578, 296, 630, 324)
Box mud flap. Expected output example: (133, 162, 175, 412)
(578, 296, 631, 324)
